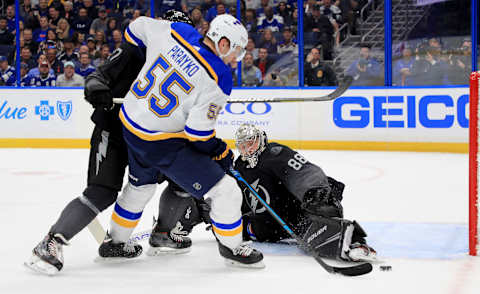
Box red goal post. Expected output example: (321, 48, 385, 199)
(470, 71, 480, 256)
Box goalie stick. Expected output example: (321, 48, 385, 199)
(112, 75, 353, 104)
(229, 168, 372, 276)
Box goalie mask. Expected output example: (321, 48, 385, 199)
(235, 124, 267, 168)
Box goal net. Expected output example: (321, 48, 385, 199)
(470, 71, 480, 256)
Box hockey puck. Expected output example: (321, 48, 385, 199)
(379, 265, 392, 271)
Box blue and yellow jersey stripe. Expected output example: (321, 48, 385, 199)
(111, 203, 143, 228)
(124, 26, 146, 48)
(120, 105, 216, 142)
(211, 217, 243, 237)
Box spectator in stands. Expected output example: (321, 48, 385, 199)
(75, 53, 96, 78)
(346, 45, 382, 86)
(19, 63, 32, 87)
(206, 0, 228, 22)
(134, 0, 150, 15)
(242, 52, 263, 87)
(277, 1, 293, 27)
(246, 37, 259, 60)
(305, 5, 334, 60)
(57, 38, 79, 63)
(86, 35, 98, 58)
(0, 17, 14, 45)
(277, 26, 297, 56)
(56, 18, 73, 42)
(31, 60, 56, 87)
(109, 29, 123, 51)
(46, 45, 64, 75)
(257, 6, 284, 32)
(0, 56, 15, 86)
(339, 0, 362, 35)
(48, 6, 61, 31)
(62, 1, 75, 24)
(428, 37, 442, 50)
(94, 31, 107, 52)
(291, 7, 298, 36)
(254, 47, 275, 79)
(20, 47, 36, 70)
(157, 0, 183, 17)
(28, 54, 54, 78)
(72, 31, 85, 50)
(93, 44, 110, 67)
(447, 37, 471, 84)
(72, 8, 92, 35)
(90, 6, 108, 35)
(83, 0, 99, 20)
(320, 0, 342, 46)
(258, 28, 278, 55)
(199, 20, 210, 36)
(34, 0, 49, 19)
(33, 16, 50, 43)
(77, 45, 91, 60)
(105, 17, 119, 43)
(244, 8, 258, 33)
(304, 0, 318, 17)
(256, 0, 270, 18)
(21, 1, 38, 30)
(304, 47, 337, 86)
(393, 47, 414, 86)
(190, 7, 205, 33)
(56, 61, 84, 87)
(6, 5, 15, 33)
(411, 45, 449, 85)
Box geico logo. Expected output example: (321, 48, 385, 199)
(221, 102, 272, 115)
(333, 95, 469, 128)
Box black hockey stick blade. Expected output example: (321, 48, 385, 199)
(226, 75, 353, 103)
(330, 262, 373, 276)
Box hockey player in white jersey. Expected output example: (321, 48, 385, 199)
(98, 14, 264, 268)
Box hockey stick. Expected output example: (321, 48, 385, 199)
(229, 168, 372, 276)
(87, 217, 152, 245)
(112, 75, 353, 104)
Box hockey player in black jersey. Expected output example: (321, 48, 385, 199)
(233, 123, 377, 262)
(25, 11, 203, 276)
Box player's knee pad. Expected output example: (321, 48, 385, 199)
(116, 182, 157, 213)
(207, 175, 242, 223)
(81, 185, 118, 212)
(299, 215, 355, 261)
(156, 182, 204, 233)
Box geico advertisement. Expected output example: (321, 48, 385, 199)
(0, 89, 93, 138)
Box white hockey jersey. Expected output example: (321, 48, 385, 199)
(119, 17, 232, 142)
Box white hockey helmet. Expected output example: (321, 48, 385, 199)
(206, 14, 248, 62)
(235, 123, 268, 168)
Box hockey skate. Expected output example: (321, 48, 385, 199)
(218, 241, 265, 269)
(24, 233, 69, 276)
(347, 242, 378, 262)
(97, 232, 143, 262)
(147, 221, 192, 256)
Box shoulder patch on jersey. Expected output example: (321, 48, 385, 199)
(269, 146, 283, 156)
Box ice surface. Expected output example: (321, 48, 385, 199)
(0, 148, 479, 294)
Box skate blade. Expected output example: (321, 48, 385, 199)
(24, 255, 60, 276)
(224, 258, 266, 269)
(94, 255, 142, 264)
(146, 246, 191, 256)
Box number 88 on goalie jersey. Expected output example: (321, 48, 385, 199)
(120, 17, 233, 141)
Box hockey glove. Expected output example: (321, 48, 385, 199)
(212, 142, 234, 172)
(84, 73, 114, 110)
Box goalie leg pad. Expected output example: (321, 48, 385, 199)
(155, 181, 203, 234)
(299, 216, 354, 261)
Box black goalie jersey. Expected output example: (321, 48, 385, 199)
(234, 142, 332, 242)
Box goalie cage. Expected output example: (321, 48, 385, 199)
(470, 71, 480, 256)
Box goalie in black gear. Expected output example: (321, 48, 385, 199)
(233, 123, 377, 262)
(25, 11, 196, 275)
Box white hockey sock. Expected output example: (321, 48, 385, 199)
(110, 183, 156, 243)
(207, 175, 243, 250)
